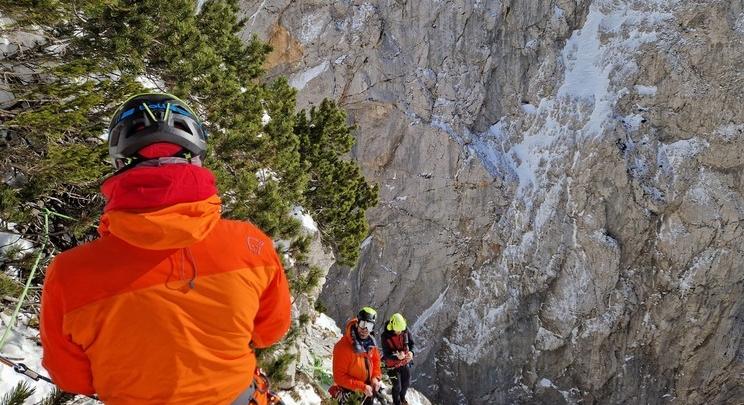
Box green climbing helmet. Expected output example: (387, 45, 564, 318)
(387, 313, 407, 332)
(357, 307, 377, 323)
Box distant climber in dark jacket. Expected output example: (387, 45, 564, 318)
(381, 313, 415, 405)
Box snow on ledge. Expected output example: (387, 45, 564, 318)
(278, 383, 322, 405)
(635, 85, 657, 95)
(315, 313, 341, 335)
(290, 61, 329, 90)
(291, 206, 318, 233)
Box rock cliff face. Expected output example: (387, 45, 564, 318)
(239, 0, 744, 403)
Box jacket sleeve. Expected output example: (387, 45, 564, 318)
(40, 260, 95, 395)
(251, 252, 291, 348)
(333, 343, 367, 392)
(371, 347, 382, 380)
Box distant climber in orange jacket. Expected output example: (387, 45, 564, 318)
(331, 307, 383, 404)
(40, 93, 291, 405)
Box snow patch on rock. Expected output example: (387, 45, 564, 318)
(290, 61, 329, 90)
(291, 206, 319, 233)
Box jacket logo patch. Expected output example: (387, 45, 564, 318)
(246, 237, 264, 255)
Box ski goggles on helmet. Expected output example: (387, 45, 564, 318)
(358, 320, 375, 331)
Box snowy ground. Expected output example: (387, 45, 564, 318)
(0, 313, 57, 403)
(1, 301, 431, 405)
(0, 228, 61, 402)
(277, 383, 323, 405)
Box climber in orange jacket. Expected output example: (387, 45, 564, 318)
(40, 93, 291, 405)
(331, 307, 383, 404)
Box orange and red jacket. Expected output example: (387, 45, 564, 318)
(381, 329, 414, 369)
(40, 164, 291, 405)
(332, 318, 382, 392)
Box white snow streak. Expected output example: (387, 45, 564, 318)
(290, 61, 329, 90)
(411, 286, 448, 336)
(248, 0, 268, 28)
(635, 85, 657, 95)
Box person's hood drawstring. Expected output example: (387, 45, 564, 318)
(180, 248, 199, 289)
(185, 247, 198, 289)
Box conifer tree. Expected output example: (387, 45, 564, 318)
(0, 7, 377, 388)
(0, 382, 34, 405)
(1, 0, 376, 270)
(297, 99, 379, 265)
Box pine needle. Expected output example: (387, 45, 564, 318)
(0, 381, 35, 405)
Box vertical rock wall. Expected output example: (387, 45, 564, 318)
(239, 0, 744, 403)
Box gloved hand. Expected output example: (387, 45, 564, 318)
(371, 377, 382, 392)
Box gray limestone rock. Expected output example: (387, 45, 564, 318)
(240, 0, 744, 403)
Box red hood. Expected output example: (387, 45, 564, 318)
(98, 164, 221, 249)
(101, 164, 217, 212)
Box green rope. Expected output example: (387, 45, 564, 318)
(45, 210, 74, 222)
(0, 209, 69, 351)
